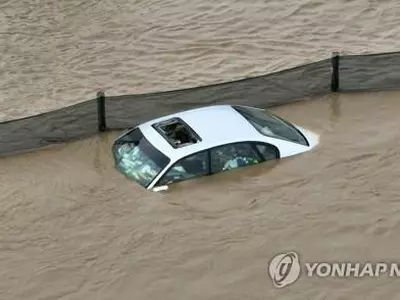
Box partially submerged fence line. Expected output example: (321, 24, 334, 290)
(1, 50, 400, 157)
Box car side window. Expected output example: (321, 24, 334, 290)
(255, 143, 279, 161)
(210, 142, 261, 173)
(157, 151, 209, 185)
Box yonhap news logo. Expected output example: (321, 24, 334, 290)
(269, 252, 301, 288)
(268, 251, 400, 288)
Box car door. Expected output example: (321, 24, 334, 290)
(155, 150, 210, 186)
(209, 142, 265, 174)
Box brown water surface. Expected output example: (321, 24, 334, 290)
(1, 0, 400, 299)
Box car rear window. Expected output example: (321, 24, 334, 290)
(112, 128, 170, 187)
(233, 106, 309, 146)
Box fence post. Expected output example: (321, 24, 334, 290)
(97, 91, 107, 132)
(331, 52, 340, 92)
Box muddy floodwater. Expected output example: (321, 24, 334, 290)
(1, 0, 400, 299)
(2, 91, 400, 299)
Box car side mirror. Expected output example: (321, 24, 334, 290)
(152, 185, 169, 192)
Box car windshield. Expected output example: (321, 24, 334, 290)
(112, 128, 170, 187)
(233, 106, 309, 146)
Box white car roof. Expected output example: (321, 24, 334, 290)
(138, 105, 264, 161)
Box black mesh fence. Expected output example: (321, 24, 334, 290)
(339, 51, 400, 92)
(105, 58, 332, 130)
(0, 100, 98, 156)
(1, 51, 400, 157)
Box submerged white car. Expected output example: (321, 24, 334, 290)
(112, 105, 319, 191)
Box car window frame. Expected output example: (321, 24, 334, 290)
(251, 141, 280, 161)
(208, 141, 277, 175)
(153, 141, 280, 187)
(155, 149, 211, 186)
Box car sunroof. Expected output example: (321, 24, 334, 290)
(152, 117, 202, 148)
